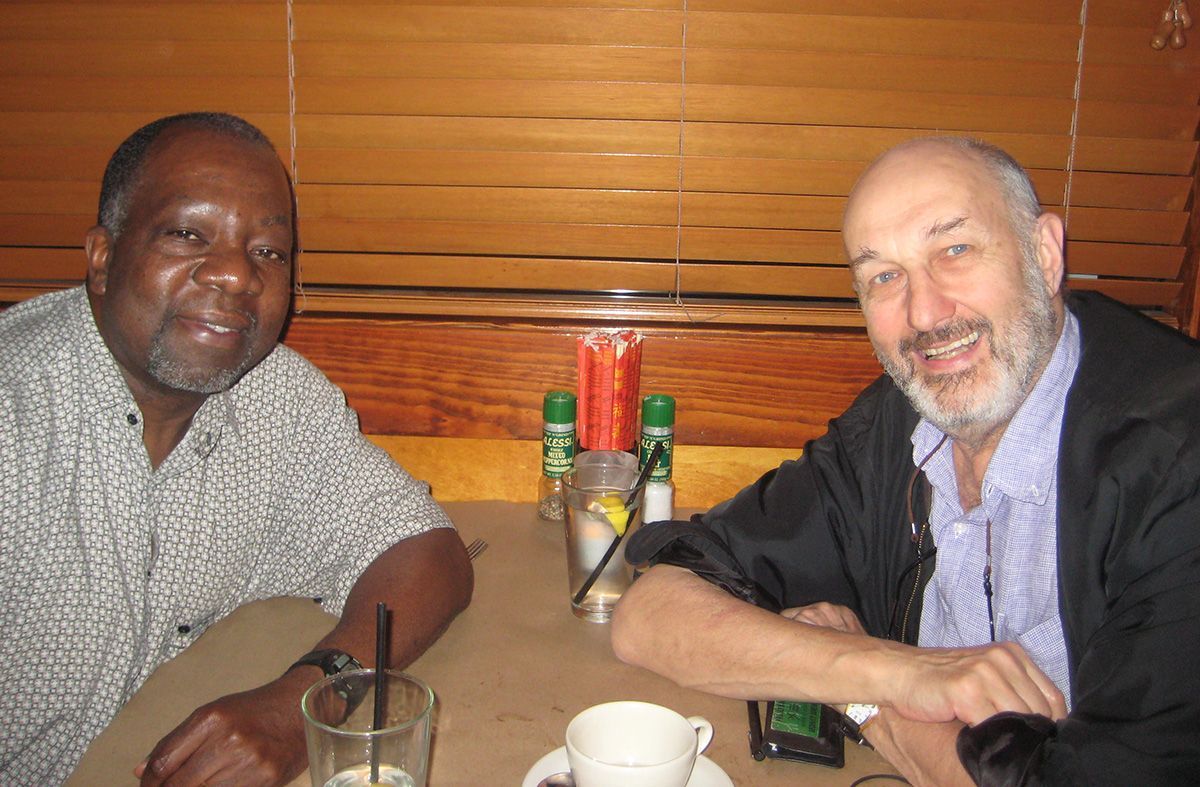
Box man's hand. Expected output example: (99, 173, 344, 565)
(781, 602, 867, 635)
(886, 641, 1068, 725)
(779, 602, 1066, 726)
(134, 669, 313, 787)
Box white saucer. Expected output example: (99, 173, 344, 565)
(522, 746, 733, 787)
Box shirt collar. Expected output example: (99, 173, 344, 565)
(68, 285, 240, 453)
(912, 311, 1081, 507)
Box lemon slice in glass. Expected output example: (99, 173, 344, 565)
(589, 494, 630, 536)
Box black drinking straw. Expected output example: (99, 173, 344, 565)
(571, 441, 664, 607)
(371, 602, 388, 784)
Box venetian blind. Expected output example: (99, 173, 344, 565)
(1, 0, 1197, 327)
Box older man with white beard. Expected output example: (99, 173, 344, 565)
(612, 137, 1200, 786)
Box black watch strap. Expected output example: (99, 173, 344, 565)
(288, 648, 364, 678)
(288, 649, 366, 708)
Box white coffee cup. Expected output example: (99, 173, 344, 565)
(564, 701, 714, 787)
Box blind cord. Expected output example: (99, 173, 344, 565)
(286, 0, 307, 312)
(672, 0, 700, 323)
(1065, 0, 1090, 234)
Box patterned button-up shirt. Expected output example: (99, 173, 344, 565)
(915, 311, 1081, 705)
(0, 287, 453, 784)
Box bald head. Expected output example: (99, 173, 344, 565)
(845, 137, 1043, 276)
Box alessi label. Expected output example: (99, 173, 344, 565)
(542, 428, 576, 477)
(639, 433, 673, 481)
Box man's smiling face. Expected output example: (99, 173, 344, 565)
(843, 142, 1063, 443)
(87, 126, 294, 399)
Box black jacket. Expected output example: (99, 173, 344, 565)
(629, 292, 1200, 785)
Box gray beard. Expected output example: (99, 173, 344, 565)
(145, 324, 258, 395)
(875, 267, 1059, 445)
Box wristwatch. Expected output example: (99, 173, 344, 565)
(287, 649, 365, 702)
(289, 648, 364, 677)
(838, 703, 880, 747)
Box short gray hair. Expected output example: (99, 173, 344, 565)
(97, 112, 275, 238)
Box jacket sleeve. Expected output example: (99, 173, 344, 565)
(959, 427, 1200, 785)
(625, 375, 923, 638)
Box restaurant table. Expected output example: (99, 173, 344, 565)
(69, 501, 901, 786)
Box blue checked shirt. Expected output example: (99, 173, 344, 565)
(914, 312, 1080, 706)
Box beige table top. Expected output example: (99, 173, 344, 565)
(70, 501, 899, 786)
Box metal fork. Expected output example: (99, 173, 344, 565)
(465, 538, 488, 561)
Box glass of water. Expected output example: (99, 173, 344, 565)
(301, 669, 433, 787)
(561, 460, 646, 622)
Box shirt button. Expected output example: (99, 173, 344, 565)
(953, 522, 968, 538)
(126, 413, 139, 425)
(177, 625, 191, 635)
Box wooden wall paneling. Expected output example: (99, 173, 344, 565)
(296, 253, 855, 299)
(295, 116, 682, 154)
(0, 111, 292, 148)
(1063, 207, 1189, 245)
(288, 291, 870, 327)
(0, 4, 286, 40)
(295, 78, 683, 120)
(0, 247, 84, 283)
(1073, 136, 1198, 175)
(281, 315, 882, 448)
(1033, 171, 1192, 211)
(301, 219, 680, 258)
(1076, 100, 1199, 141)
(685, 50, 1078, 96)
(0, 76, 290, 113)
(684, 85, 1075, 133)
(0, 40, 288, 78)
(299, 254, 682, 291)
(293, 42, 682, 81)
(293, 6, 684, 45)
(297, 149, 682, 190)
(0, 214, 90, 247)
(686, 13, 1080, 59)
(0, 146, 123, 181)
(0, 179, 96, 214)
(689, 0, 1074, 22)
(1066, 243, 1185, 279)
(1067, 278, 1183, 307)
(297, 184, 682, 225)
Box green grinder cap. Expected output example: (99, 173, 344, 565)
(641, 394, 676, 427)
(543, 390, 577, 424)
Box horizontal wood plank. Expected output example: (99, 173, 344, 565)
(280, 313, 882, 447)
(293, 41, 682, 81)
(0, 4, 287, 40)
(295, 115, 681, 154)
(296, 78, 680, 119)
(0, 77, 289, 112)
(0, 111, 291, 147)
(297, 148, 682, 190)
(294, 6, 684, 45)
(0, 40, 287, 77)
(687, 13, 1080, 60)
(298, 253, 855, 298)
(364, 436, 801, 509)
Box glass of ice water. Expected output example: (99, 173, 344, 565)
(301, 670, 433, 787)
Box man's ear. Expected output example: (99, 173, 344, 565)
(84, 225, 113, 296)
(1034, 211, 1065, 298)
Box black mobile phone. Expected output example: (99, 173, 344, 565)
(748, 699, 845, 767)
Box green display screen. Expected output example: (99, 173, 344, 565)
(769, 700, 822, 739)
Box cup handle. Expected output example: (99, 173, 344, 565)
(686, 716, 714, 755)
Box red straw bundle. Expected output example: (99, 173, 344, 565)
(577, 330, 643, 451)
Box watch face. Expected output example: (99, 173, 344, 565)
(846, 704, 878, 725)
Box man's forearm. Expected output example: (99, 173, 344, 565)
(611, 564, 902, 704)
(311, 528, 473, 669)
(329, 527, 474, 669)
(612, 564, 1065, 727)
